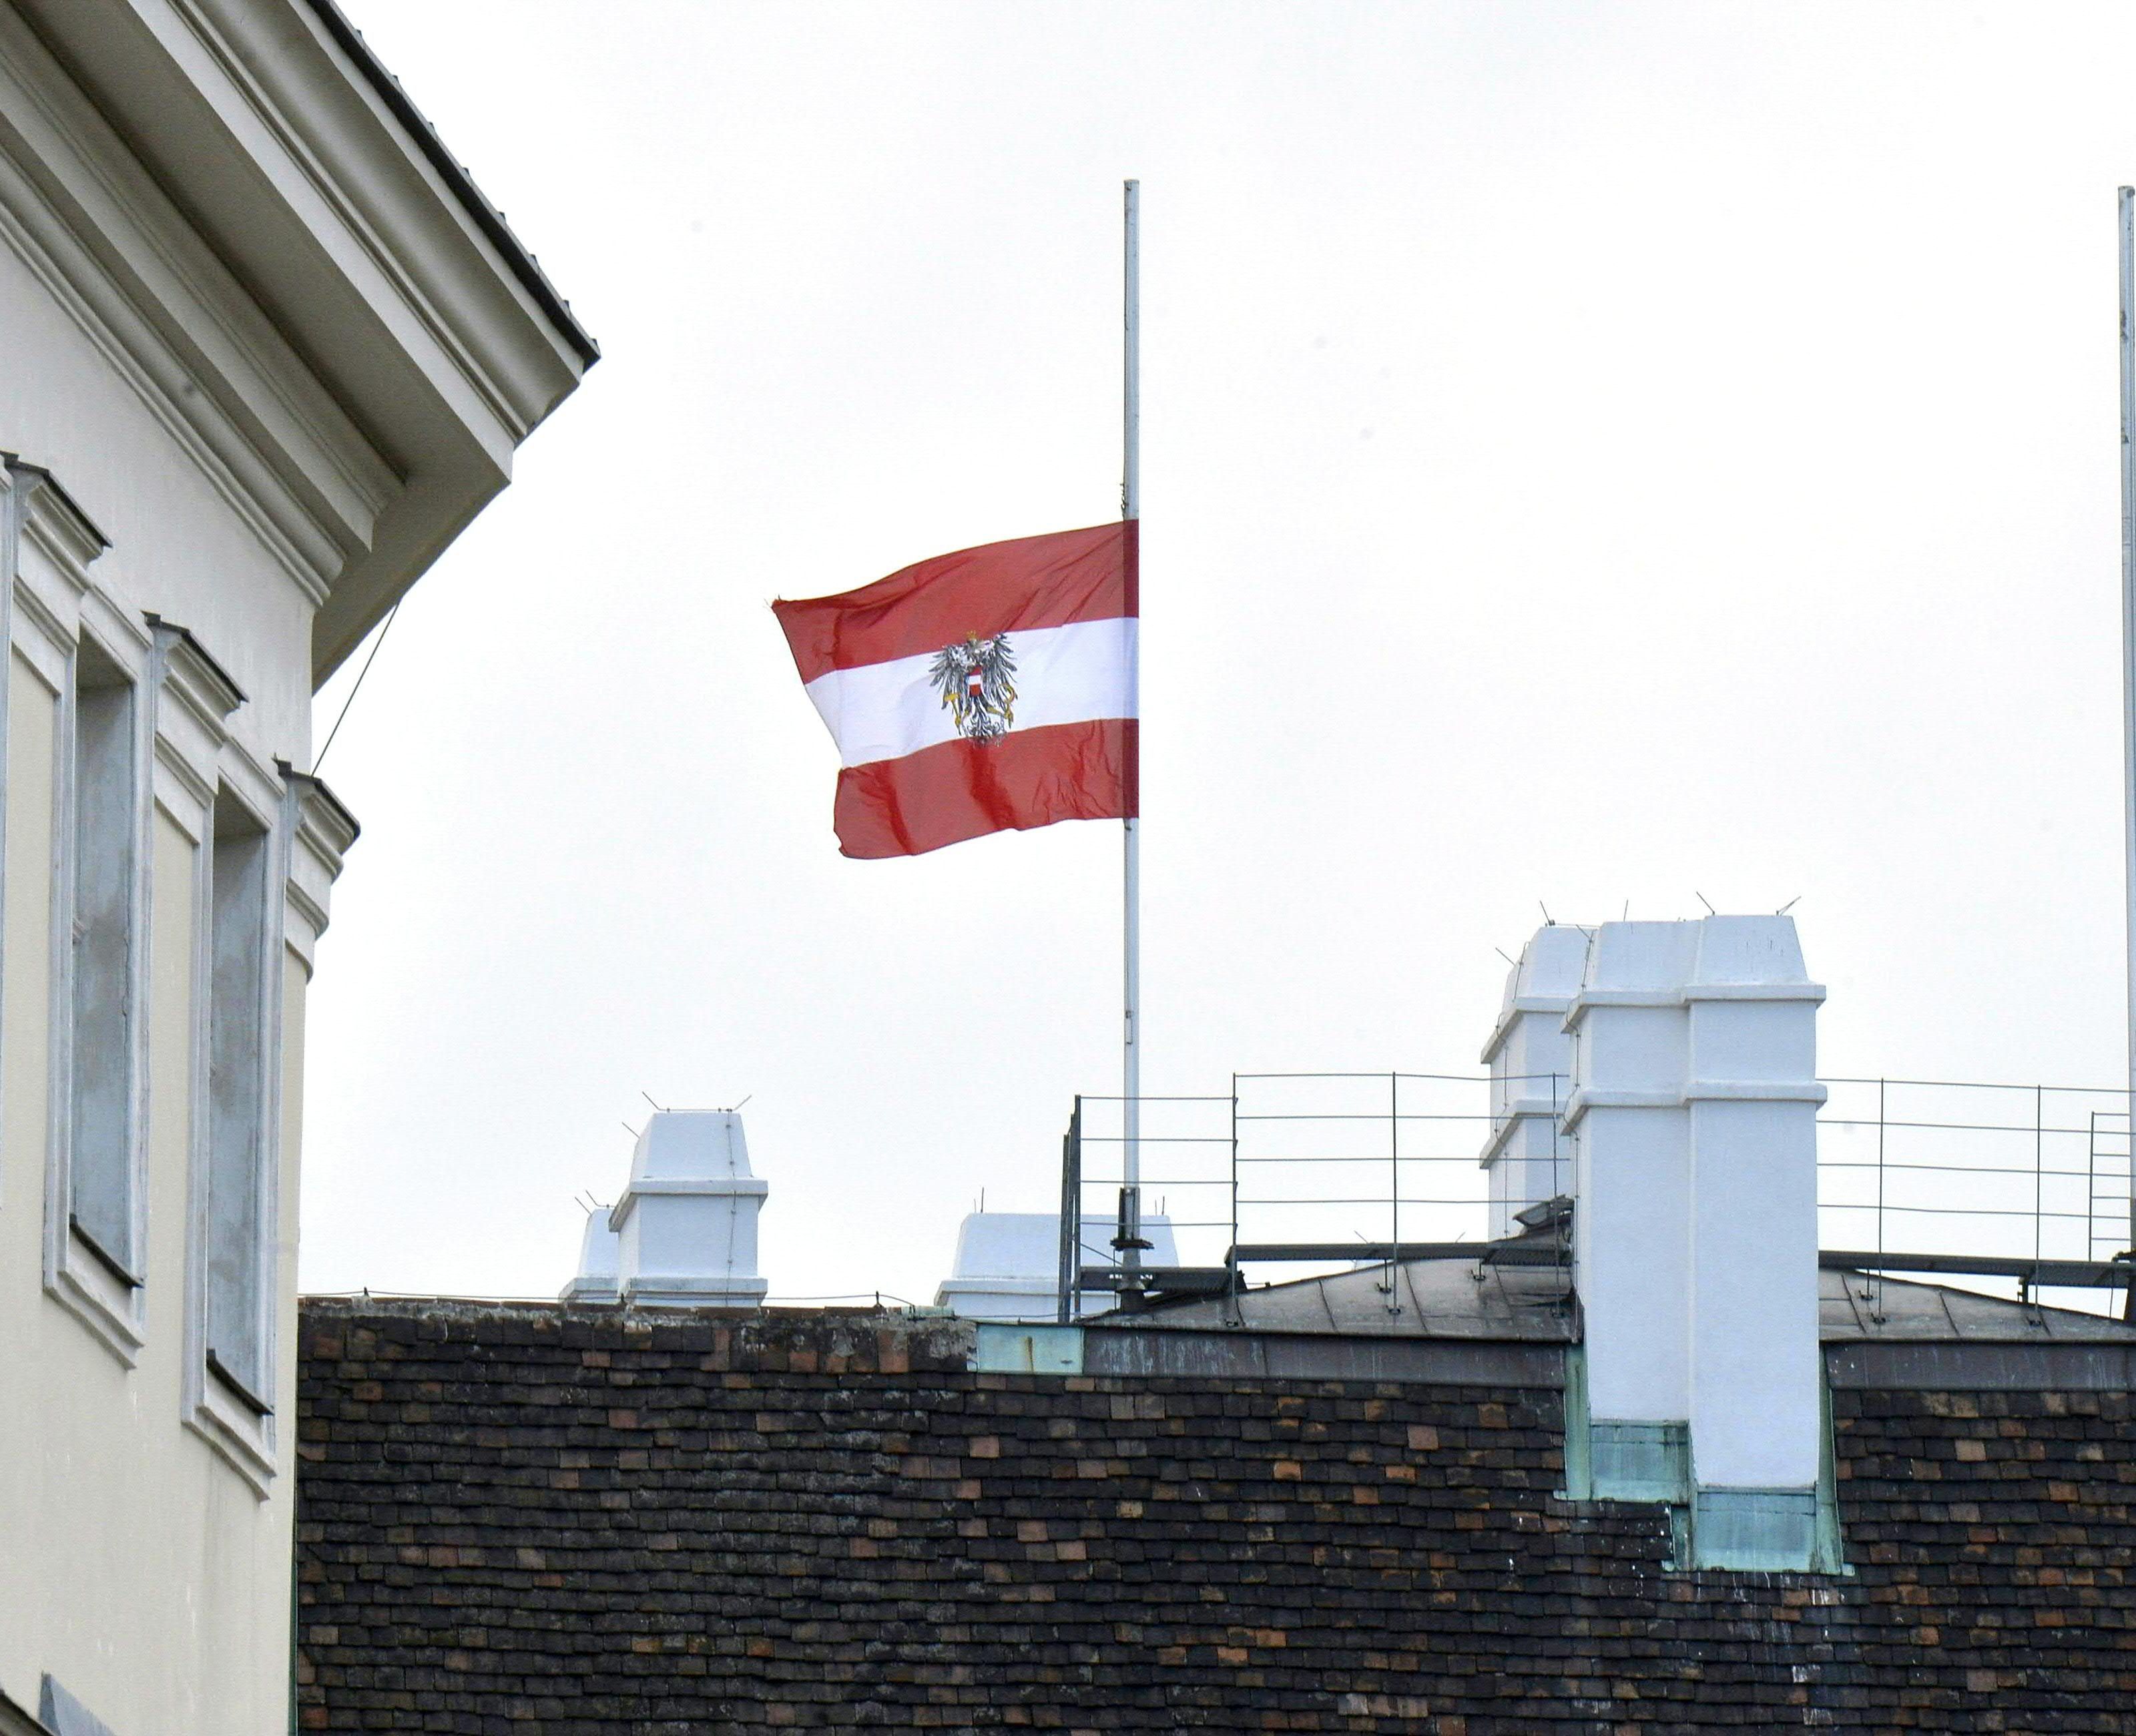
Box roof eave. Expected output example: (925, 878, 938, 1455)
(13, 0, 597, 683)
(297, 0, 599, 372)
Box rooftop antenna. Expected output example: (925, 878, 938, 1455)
(1537, 900, 1554, 925)
(1693, 890, 1717, 915)
(1776, 894, 1802, 915)
(722, 1093, 753, 1113)
(1494, 946, 1519, 967)
(1621, 899, 1630, 920)
(621, 1120, 639, 1141)
(640, 1091, 666, 1113)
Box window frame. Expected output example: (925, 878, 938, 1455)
(178, 736, 285, 1494)
(0, 464, 18, 1220)
(142, 619, 282, 1490)
(9, 468, 147, 1367)
(200, 780, 276, 1407)
(64, 632, 147, 1280)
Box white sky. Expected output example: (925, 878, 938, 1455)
(302, 1, 2136, 1306)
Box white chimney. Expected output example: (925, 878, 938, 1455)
(608, 1110, 769, 1308)
(1566, 920, 1700, 1457)
(1479, 924, 1589, 1237)
(1563, 914, 1825, 1568)
(935, 1210, 1178, 1321)
(560, 1205, 621, 1304)
(1682, 917, 1826, 1533)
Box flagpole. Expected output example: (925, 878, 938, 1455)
(2119, 186, 2136, 1282)
(1120, 178, 1145, 1296)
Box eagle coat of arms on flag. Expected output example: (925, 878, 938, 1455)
(771, 521, 1134, 858)
(928, 633, 1017, 742)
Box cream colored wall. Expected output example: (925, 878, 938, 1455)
(0, 236, 316, 771)
(0, 12, 534, 1727)
(0, 680, 297, 1734)
(0, 146, 319, 1732)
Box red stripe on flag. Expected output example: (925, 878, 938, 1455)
(830, 719, 1137, 858)
(776, 523, 1134, 683)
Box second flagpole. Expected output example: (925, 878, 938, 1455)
(1119, 178, 1145, 1295)
(2121, 186, 2136, 1284)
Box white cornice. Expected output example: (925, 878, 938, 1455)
(168, 0, 535, 443)
(299, 0, 596, 370)
(147, 613, 242, 815)
(290, 769, 358, 867)
(279, 761, 356, 965)
(0, 6, 389, 604)
(93, 0, 593, 436)
(148, 613, 245, 722)
(8, 459, 106, 582)
(9, 461, 99, 694)
(7, 0, 591, 681)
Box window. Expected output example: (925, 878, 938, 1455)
(66, 637, 140, 1284)
(151, 623, 278, 1488)
(204, 786, 272, 1414)
(45, 617, 151, 1360)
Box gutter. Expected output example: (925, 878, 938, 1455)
(1820, 1248, 2133, 1290)
(300, 0, 601, 370)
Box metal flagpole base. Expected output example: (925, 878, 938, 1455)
(1112, 1182, 1151, 1310)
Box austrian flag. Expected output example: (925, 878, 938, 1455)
(774, 523, 1138, 858)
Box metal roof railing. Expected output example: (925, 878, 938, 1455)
(1059, 1070, 2136, 1323)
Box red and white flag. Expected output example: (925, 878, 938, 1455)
(774, 523, 1138, 858)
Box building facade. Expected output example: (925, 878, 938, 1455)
(0, 3, 591, 1731)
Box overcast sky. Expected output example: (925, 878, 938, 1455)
(301, 2, 2136, 1306)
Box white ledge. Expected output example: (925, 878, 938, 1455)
(619, 1275, 769, 1307)
(1684, 1080, 1829, 1105)
(1565, 1080, 1828, 1129)
(1478, 1100, 1569, 1166)
(1479, 993, 1577, 1065)
(1563, 1087, 1683, 1130)
(608, 1175, 770, 1233)
(1685, 982, 1827, 1004)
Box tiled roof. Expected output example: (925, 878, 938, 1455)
(298, 1295, 2136, 1733)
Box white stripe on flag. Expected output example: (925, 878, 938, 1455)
(802, 616, 1137, 770)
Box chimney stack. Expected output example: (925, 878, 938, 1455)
(934, 1210, 1179, 1321)
(1479, 924, 1589, 1237)
(560, 1205, 621, 1304)
(1563, 914, 1826, 1567)
(1489, 913, 1828, 1568)
(600, 1111, 769, 1308)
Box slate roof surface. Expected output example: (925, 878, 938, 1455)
(1107, 1250, 1575, 1339)
(298, 1295, 2136, 1733)
(1104, 1252, 2136, 1344)
(1820, 1268, 2136, 1342)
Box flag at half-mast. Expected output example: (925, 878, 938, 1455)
(773, 523, 1138, 858)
